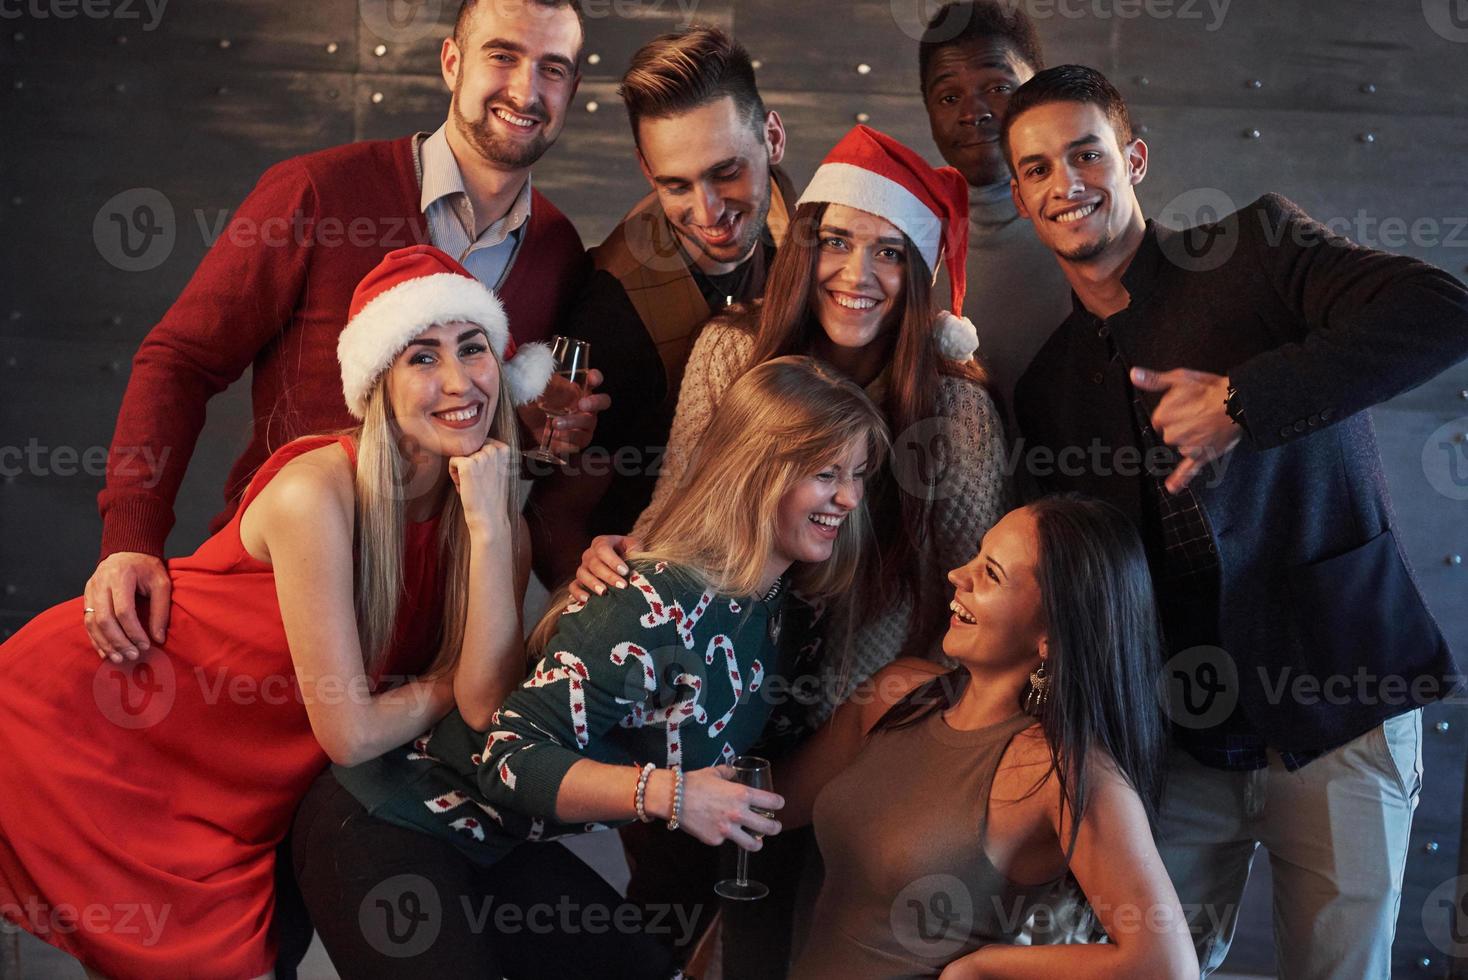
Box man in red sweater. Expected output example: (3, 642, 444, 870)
(84, 0, 599, 662)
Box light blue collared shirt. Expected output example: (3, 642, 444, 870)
(415, 123, 533, 289)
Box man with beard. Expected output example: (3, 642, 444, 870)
(87, 0, 596, 662)
(1005, 65, 1468, 976)
(83, 2, 595, 973)
(526, 26, 796, 588)
(919, 1, 1071, 429)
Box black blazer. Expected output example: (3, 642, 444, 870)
(1015, 194, 1468, 752)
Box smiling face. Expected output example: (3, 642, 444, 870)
(810, 203, 909, 358)
(636, 96, 784, 275)
(924, 39, 1035, 188)
(770, 440, 869, 573)
(1007, 100, 1147, 266)
(442, 0, 581, 171)
(943, 507, 1048, 672)
(385, 321, 501, 467)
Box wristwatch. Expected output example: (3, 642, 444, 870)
(1223, 383, 1251, 437)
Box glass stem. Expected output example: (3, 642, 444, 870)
(735, 847, 751, 887)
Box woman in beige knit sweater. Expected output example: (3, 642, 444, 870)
(573, 126, 1009, 723)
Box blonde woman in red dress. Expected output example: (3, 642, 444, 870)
(0, 245, 552, 979)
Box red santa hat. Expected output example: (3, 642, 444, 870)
(797, 125, 979, 360)
(337, 245, 554, 418)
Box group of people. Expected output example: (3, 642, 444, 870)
(2, 1, 1467, 978)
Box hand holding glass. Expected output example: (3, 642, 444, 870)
(714, 756, 774, 901)
(525, 336, 590, 464)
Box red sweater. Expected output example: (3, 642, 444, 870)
(99, 136, 588, 558)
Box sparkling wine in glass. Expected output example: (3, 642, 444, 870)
(714, 755, 773, 901)
(524, 336, 589, 464)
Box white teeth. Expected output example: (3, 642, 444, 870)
(949, 599, 977, 624)
(833, 294, 878, 310)
(1054, 203, 1098, 224)
(436, 405, 480, 422)
(809, 513, 844, 527)
(494, 108, 536, 128)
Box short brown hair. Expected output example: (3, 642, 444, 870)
(619, 26, 766, 146)
(454, 0, 586, 63)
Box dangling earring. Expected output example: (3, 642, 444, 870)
(1024, 659, 1050, 718)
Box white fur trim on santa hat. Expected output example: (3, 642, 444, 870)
(935, 311, 979, 361)
(798, 162, 943, 270)
(502, 340, 555, 407)
(337, 272, 510, 418)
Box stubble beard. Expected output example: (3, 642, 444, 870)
(680, 168, 774, 268)
(452, 81, 553, 171)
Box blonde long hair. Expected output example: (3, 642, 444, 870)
(351, 357, 521, 678)
(530, 356, 889, 653)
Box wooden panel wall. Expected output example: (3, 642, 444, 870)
(2, 1, 1466, 975)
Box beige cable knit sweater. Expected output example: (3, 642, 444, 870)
(633, 320, 1010, 720)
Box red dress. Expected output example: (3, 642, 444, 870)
(0, 435, 445, 978)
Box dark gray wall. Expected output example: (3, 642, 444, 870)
(3, 1, 1467, 975)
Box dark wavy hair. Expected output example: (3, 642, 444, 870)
(1000, 64, 1135, 175)
(874, 494, 1169, 854)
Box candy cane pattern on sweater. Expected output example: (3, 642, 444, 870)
(629, 570, 690, 632)
(616, 671, 708, 767)
(406, 732, 438, 762)
(451, 816, 486, 841)
(424, 790, 470, 814)
(676, 589, 715, 648)
(472, 728, 523, 768)
(705, 633, 765, 738)
(610, 641, 657, 703)
(524, 650, 591, 748)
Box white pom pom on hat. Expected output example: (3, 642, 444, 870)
(336, 245, 554, 418)
(935, 311, 980, 361)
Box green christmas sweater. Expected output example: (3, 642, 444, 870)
(334, 560, 789, 865)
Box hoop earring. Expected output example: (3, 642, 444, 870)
(1024, 660, 1050, 718)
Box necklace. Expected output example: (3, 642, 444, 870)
(762, 576, 785, 646)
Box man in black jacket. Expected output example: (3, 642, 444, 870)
(1004, 65, 1468, 976)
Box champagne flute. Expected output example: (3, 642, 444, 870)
(524, 336, 589, 464)
(714, 755, 773, 901)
